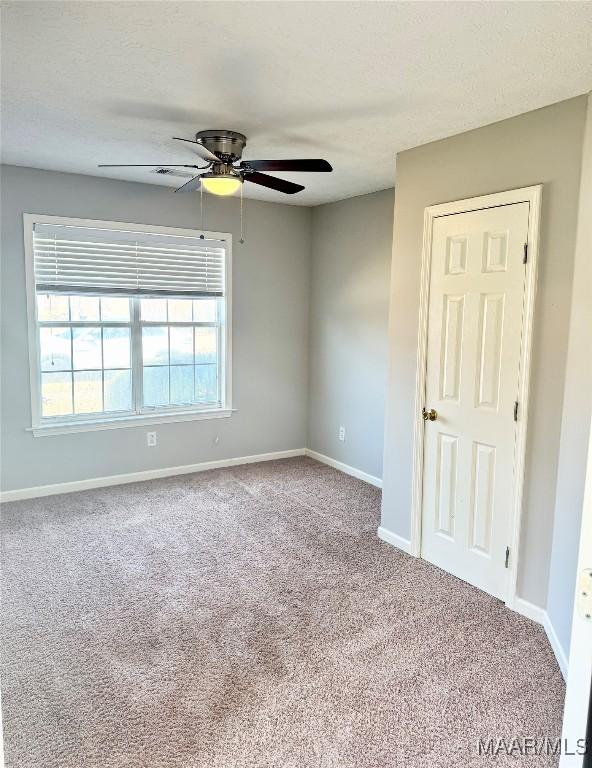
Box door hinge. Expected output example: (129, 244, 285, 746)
(505, 546, 510, 569)
(523, 242, 528, 264)
(513, 401, 519, 422)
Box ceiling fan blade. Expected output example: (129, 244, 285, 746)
(241, 159, 332, 172)
(174, 175, 203, 193)
(243, 171, 304, 194)
(173, 137, 220, 164)
(98, 164, 204, 168)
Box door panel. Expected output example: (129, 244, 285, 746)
(475, 293, 504, 409)
(440, 295, 464, 402)
(421, 202, 530, 600)
(435, 433, 458, 538)
(469, 441, 495, 554)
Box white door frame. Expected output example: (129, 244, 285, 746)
(410, 185, 542, 608)
(560, 410, 592, 766)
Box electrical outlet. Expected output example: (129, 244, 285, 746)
(146, 431, 157, 447)
(338, 426, 346, 442)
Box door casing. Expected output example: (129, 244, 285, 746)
(410, 185, 542, 608)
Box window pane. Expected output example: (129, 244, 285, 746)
(74, 371, 103, 414)
(143, 366, 169, 407)
(101, 297, 130, 321)
(170, 365, 194, 405)
(195, 364, 217, 403)
(195, 327, 217, 364)
(42, 372, 72, 416)
(193, 299, 217, 323)
(70, 296, 100, 321)
(73, 327, 102, 369)
(37, 294, 69, 321)
(103, 328, 130, 369)
(168, 299, 192, 322)
(142, 327, 169, 365)
(37, 291, 225, 420)
(40, 327, 72, 371)
(141, 298, 167, 321)
(104, 369, 131, 412)
(170, 326, 193, 365)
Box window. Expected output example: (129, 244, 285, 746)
(25, 215, 232, 435)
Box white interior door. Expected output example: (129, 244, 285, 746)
(421, 202, 530, 600)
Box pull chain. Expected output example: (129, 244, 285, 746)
(240, 182, 245, 244)
(200, 185, 204, 232)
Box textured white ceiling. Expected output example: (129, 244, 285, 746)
(2, 1, 592, 206)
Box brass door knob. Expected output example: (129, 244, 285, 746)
(422, 407, 437, 422)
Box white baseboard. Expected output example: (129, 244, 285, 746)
(512, 597, 568, 679)
(0, 448, 306, 502)
(2, 447, 382, 502)
(304, 449, 382, 488)
(512, 596, 547, 625)
(543, 613, 569, 679)
(377, 526, 412, 554)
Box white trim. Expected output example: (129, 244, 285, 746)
(544, 613, 569, 679)
(377, 526, 412, 554)
(22, 213, 233, 433)
(511, 597, 568, 679)
(24, 214, 42, 429)
(513, 596, 546, 625)
(505, 187, 542, 610)
(1, 447, 383, 501)
(28, 408, 234, 437)
(0, 449, 306, 502)
(410, 186, 542, 612)
(223, 227, 233, 417)
(304, 449, 382, 488)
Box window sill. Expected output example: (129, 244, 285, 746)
(28, 408, 234, 437)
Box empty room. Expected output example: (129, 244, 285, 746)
(1, 2, 592, 766)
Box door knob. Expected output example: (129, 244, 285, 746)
(422, 407, 437, 422)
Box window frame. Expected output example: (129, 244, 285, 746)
(24, 214, 233, 437)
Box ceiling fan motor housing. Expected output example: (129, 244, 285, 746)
(195, 130, 247, 163)
(205, 164, 241, 180)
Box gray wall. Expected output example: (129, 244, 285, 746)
(0, 165, 311, 491)
(380, 96, 588, 609)
(546, 93, 592, 655)
(308, 189, 394, 480)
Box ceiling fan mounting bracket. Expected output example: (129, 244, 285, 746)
(195, 129, 247, 163)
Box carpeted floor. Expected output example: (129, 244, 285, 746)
(1, 457, 564, 767)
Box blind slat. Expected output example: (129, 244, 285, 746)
(33, 223, 226, 298)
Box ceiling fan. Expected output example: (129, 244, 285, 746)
(99, 130, 332, 196)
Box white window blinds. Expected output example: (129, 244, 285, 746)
(33, 223, 226, 298)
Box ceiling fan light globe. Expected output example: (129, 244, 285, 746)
(201, 176, 242, 196)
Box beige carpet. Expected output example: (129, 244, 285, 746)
(1, 457, 564, 767)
